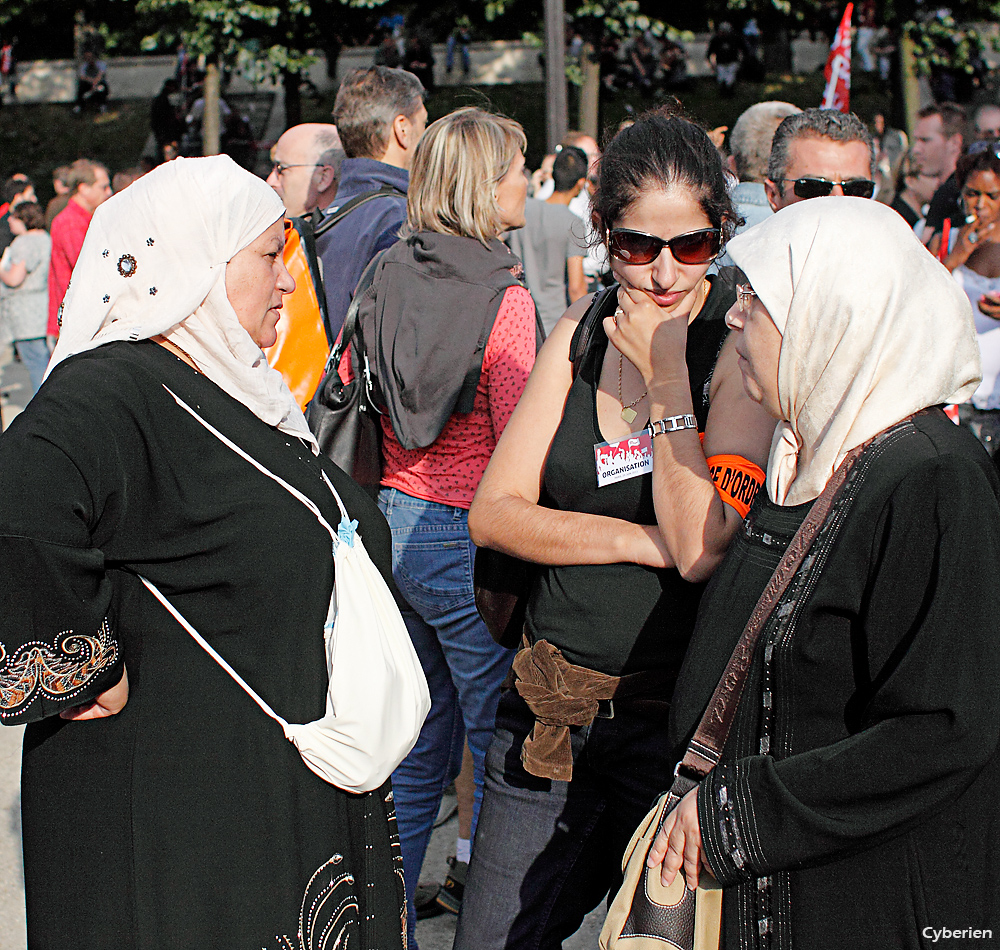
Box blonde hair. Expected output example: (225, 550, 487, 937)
(406, 107, 526, 246)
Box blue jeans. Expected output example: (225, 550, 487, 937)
(378, 488, 514, 949)
(14, 338, 50, 397)
(453, 689, 677, 950)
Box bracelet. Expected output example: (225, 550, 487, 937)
(649, 414, 698, 436)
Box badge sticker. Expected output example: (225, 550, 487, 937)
(595, 430, 653, 487)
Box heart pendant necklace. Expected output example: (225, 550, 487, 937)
(618, 351, 647, 424)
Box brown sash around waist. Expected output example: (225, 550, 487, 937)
(511, 638, 670, 782)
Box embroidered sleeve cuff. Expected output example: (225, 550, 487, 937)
(699, 761, 763, 886)
(0, 618, 123, 725)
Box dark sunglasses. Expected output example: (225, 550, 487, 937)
(781, 177, 876, 199)
(607, 227, 722, 265)
(967, 139, 1000, 159)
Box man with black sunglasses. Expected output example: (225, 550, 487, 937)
(764, 108, 876, 212)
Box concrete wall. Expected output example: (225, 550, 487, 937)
(10, 41, 546, 105)
(9, 35, 844, 105)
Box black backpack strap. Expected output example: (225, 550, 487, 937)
(455, 301, 500, 415)
(314, 185, 406, 238)
(569, 285, 618, 380)
(455, 284, 546, 416)
(289, 214, 331, 343)
(322, 249, 387, 398)
(297, 185, 404, 346)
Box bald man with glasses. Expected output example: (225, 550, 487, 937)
(266, 123, 345, 218)
(764, 108, 876, 211)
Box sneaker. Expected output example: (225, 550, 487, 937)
(435, 855, 467, 915)
(414, 882, 445, 920)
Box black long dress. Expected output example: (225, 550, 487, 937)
(0, 340, 406, 950)
(670, 410, 1000, 949)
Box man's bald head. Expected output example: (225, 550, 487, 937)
(267, 123, 345, 216)
(975, 104, 1000, 142)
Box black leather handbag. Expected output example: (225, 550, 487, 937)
(305, 253, 385, 499)
(473, 547, 535, 649)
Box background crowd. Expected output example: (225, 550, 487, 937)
(1, 11, 999, 948)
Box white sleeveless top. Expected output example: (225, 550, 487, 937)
(954, 264, 1000, 410)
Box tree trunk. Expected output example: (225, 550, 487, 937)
(282, 69, 302, 130)
(202, 62, 221, 157)
(900, 33, 921, 139)
(763, 28, 793, 74)
(544, 0, 568, 151)
(580, 42, 600, 142)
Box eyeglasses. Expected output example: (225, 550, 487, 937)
(271, 161, 321, 176)
(781, 177, 876, 199)
(607, 227, 722, 265)
(735, 284, 757, 314)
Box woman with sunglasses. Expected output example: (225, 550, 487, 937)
(937, 142, 1000, 455)
(454, 110, 777, 950)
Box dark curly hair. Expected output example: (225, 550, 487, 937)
(956, 143, 1000, 189)
(591, 109, 739, 245)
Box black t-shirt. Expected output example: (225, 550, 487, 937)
(924, 172, 964, 233)
(889, 193, 921, 229)
(525, 277, 733, 678)
(0, 211, 13, 255)
(708, 34, 745, 65)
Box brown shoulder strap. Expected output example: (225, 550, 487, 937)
(675, 438, 868, 785)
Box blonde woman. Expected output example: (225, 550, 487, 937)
(356, 106, 536, 948)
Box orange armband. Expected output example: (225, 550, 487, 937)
(706, 454, 765, 519)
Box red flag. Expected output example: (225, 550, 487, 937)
(822, 3, 853, 112)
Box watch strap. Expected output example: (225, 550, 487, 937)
(650, 414, 697, 436)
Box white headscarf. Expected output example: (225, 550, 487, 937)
(727, 196, 981, 506)
(46, 155, 317, 450)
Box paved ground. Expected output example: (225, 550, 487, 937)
(0, 345, 29, 950)
(412, 792, 605, 950)
(0, 723, 24, 950)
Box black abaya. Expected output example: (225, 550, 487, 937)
(0, 340, 405, 950)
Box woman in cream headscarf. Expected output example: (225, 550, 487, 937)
(646, 197, 1000, 947)
(0, 156, 407, 949)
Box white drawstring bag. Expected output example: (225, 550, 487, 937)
(141, 388, 430, 793)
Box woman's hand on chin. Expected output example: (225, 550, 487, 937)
(604, 283, 692, 387)
(60, 667, 129, 720)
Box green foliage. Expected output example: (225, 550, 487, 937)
(573, 1, 670, 39)
(134, 0, 390, 82)
(723, 0, 794, 20)
(903, 11, 988, 77)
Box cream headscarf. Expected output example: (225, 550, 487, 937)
(46, 155, 317, 451)
(727, 196, 980, 506)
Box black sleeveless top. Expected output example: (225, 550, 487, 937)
(525, 276, 733, 678)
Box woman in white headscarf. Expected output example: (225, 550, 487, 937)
(0, 156, 408, 949)
(646, 197, 1000, 947)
